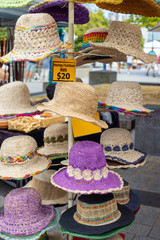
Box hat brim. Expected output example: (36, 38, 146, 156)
(125, 190, 140, 212)
(0, 0, 34, 8)
(51, 167, 123, 194)
(37, 145, 68, 156)
(0, 106, 37, 115)
(0, 155, 51, 180)
(0, 209, 60, 240)
(107, 158, 146, 169)
(0, 42, 71, 63)
(60, 204, 135, 236)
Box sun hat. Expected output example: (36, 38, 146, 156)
(37, 82, 108, 129)
(100, 128, 147, 168)
(66, 233, 125, 240)
(0, 187, 59, 237)
(105, 81, 154, 114)
(60, 193, 135, 236)
(90, 21, 157, 64)
(113, 180, 140, 213)
(29, 0, 90, 24)
(0, 135, 51, 180)
(66, 0, 123, 4)
(51, 141, 123, 194)
(37, 123, 68, 157)
(96, 0, 160, 17)
(0, 0, 35, 8)
(0, 81, 37, 116)
(0, 13, 71, 63)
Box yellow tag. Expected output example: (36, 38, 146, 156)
(52, 58, 76, 82)
(71, 112, 102, 138)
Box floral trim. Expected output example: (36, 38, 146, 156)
(105, 143, 133, 152)
(44, 134, 68, 144)
(0, 151, 37, 164)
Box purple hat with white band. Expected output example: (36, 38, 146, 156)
(51, 141, 123, 194)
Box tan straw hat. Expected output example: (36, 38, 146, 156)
(96, 0, 160, 17)
(0, 13, 71, 63)
(0, 81, 36, 116)
(90, 21, 157, 64)
(105, 81, 153, 113)
(100, 128, 146, 168)
(0, 135, 50, 180)
(37, 82, 108, 129)
(37, 123, 68, 156)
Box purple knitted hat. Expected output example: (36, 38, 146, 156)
(51, 141, 123, 194)
(29, 0, 90, 24)
(0, 188, 55, 236)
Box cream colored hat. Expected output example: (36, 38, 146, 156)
(25, 170, 71, 205)
(90, 21, 157, 64)
(37, 123, 68, 156)
(100, 128, 146, 168)
(105, 81, 153, 113)
(0, 135, 50, 180)
(0, 81, 36, 115)
(0, 13, 71, 63)
(37, 82, 108, 129)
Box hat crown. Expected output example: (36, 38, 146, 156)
(113, 180, 130, 204)
(44, 123, 68, 144)
(83, 27, 108, 42)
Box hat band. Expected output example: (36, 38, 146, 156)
(113, 184, 130, 204)
(83, 32, 108, 43)
(0, 150, 37, 164)
(67, 165, 108, 181)
(15, 21, 56, 33)
(105, 143, 133, 152)
(44, 134, 68, 144)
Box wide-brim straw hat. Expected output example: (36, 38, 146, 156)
(0, 13, 71, 63)
(0, 0, 35, 8)
(37, 82, 108, 129)
(96, 0, 160, 17)
(90, 21, 157, 64)
(66, 233, 125, 240)
(29, 0, 90, 24)
(67, 0, 123, 4)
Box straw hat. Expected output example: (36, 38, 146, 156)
(66, 234, 125, 240)
(0, 135, 51, 180)
(29, 0, 90, 24)
(0, 0, 35, 8)
(0, 188, 60, 237)
(60, 193, 135, 236)
(96, 0, 160, 17)
(0, 13, 71, 63)
(37, 123, 68, 157)
(51, 141, 123, 194)
(37, 82, 108, 129)
(0, 81, 36, 116)
(67, 0, 123, 4)
(47, 232, 63, 240)
(100, 128, 147, 168)
(90, 21, 157, 64)
(105, 81, 153, 113)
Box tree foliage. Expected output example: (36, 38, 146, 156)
(124, 15, 160, 29)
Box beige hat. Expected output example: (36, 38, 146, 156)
(0, 81, 36, 115)
(47, 232, 63, 240)
(0, 135, 50, 180)
(25, 170, 71, 205)
(100, 128, 146, 168)
(105, 81, 153, 113)
(37, 123, 68, 156)
(0, 13, 71, 63)
(37, 82, 108, 129)
(90, 21, 157, 64)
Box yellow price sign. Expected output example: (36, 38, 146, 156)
(52, 58, 76, 82)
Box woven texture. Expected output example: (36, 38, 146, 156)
(29, 0, 89, 24)
(0, 0, 35, 8)
(0, 13, 71, 63)
(90, 21, 157, 64)
(96, 0, 160, 17)
(37, 82, 108, 129)
(68, 0, 123, 4)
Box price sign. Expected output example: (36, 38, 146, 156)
(52, 59, 76, 82)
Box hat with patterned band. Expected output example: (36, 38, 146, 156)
(60, 193, 135, 236)
(37, 123, 68, 157)
(100, 128, 146, 168)
(51, 141, 123, 194)
(0, 135, 51, 180)
(113, 180, 140, 213)
(96, 0, 160, 17)
(66, 233, 125, 240)
(0, 188, 60, 238)
(0, 0, 35, 8)
(0, 13, 71, 63)
(29, 0, 90, 24)
(90, 21, 157, 64)
(37, 82, 108, 129)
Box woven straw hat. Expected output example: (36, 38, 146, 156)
(0, 13, 71, 63)
(0, 81, 36, 116)
(100, 128, 146, 168)
(105, 81, 153, 113)
(0, 0, 35, 8)
(37, 82, 108, 129)
(37, 123, 68, 157)
(90, 21, 157, 64)
(96, 0, 160, 17)
(0, 135, 51, 180)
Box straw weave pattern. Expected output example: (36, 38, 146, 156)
(0, 0, 34, 8)
(113, 184, 130, 204)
